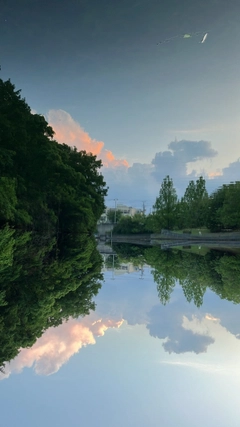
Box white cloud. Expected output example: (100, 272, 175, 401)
(0, 314, 123, 380)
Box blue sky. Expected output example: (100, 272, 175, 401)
(1, 0, 240, 208)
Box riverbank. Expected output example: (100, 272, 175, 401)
(103, 231, 240, 246)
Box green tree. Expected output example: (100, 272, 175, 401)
(206, 183, 240, 232)
(113, 243, 240, 308)
(0, 229, 103, 369)
(153, 175, 178, 231)
(112, 213, 150, 234)
(180, 176, 208, 228)
(107, 209, 123, 224)
(0, 78, 107, 233)
(218, 182, 240, 230)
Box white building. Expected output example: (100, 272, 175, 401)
(114, 204, 141, 217)
(98, 204, 142, 224)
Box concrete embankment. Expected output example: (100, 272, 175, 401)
(108, 232, 240, 246)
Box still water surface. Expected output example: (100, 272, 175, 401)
(1, 242, 240, 427)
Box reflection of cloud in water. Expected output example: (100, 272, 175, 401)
(160, 361, 240, 375)
(0, 314, 123, 380)
(163, 329, 214, 354)
(147, 304, 215, 355)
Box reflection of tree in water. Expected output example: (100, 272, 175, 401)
(104, 254, 121, 269)
(0, 226, 103, 371)
(145, 249, 177, 305)
(113, 243, 240, 307)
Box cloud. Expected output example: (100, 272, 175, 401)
(151, 139, 218, 183)
(43, 108, 238, 204)
(221, 158, 240, 182)
(147, 304, 214, 355)
(163, 329, 214, 354)
(0, 314, 123, 380)
(104, 139, 222, 205)
(104, 162, 158, 205)
(208, 171, 223, 179)
(160, 360, 235, 374)
(169, 127, 221, 134)
(205, 159, 240, 194)
(168, 139, 218, 162)
(47, 109, 129, 168)
(151, 150, 187, 182)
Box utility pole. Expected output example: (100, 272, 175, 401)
(142, 201, 146, 215)
(114, 198, 118, 224)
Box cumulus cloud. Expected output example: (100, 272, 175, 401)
(205, 158, 240, 194)
(43, 108, 238, 204)
(163, 329, 214, 354)
(151, 150, 186, 183)
(47, 109, 129, 168)
(221, 158, 240, 182)
(168, 139, 218, 162)
(104, 138, 220, 205)
(147, 304, 214, 355)
(208, 170, 223, 179)
(104, 162, 158, 205)
(0, 314, 123, 380)
(151, 139, 218, 185)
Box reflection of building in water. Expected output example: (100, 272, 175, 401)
(101, 254, 148, 279)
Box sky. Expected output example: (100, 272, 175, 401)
(1, 0, 240, 209)
(2, 267, 240, 427)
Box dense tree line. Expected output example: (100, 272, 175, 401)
(112, 213, 153, 234)
(112, 175, 240, 234)
(112, 243, 240, 307)
(0, 78, 107, 235)
(0, 78, 108, 370)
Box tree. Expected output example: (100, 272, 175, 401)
(0, 78, 107, 233)
(113, 242, 240, 308)
(153, 175, 178, 230)
(206, 183, 240, 232)
(180, 176, 208, 228)
(112, 213, 151, 234)
(0, 228, 103, 368)
(218, 182, 240, 230)
(107, 209, 123, 224)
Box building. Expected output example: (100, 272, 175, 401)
(98, 204, 142, 223)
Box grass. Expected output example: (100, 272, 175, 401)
(173, 245, 210, 256)
(174, 228, 210, 235)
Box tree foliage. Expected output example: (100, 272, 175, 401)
(113, 243, 240, 308)
(0, 78, 107, 234)
(112, 213, 152, 234)
(0, 227, 103, 369)
(107, 209, 123, 224)
(206, 182, 240, 231)
(153, 175, 178, 231)
(0, 78, 108, 371)
(179, 176, 208, 229)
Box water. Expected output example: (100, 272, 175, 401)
(1, 240, 240, 427)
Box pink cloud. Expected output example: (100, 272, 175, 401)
(47, 109, 129, 168)
(1, 314, 124, 379)
(208, 171, 223, 179)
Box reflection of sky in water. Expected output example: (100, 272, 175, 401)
(2, 268, 240, 427)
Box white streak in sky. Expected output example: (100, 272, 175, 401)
(200, 33, 208, 43)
